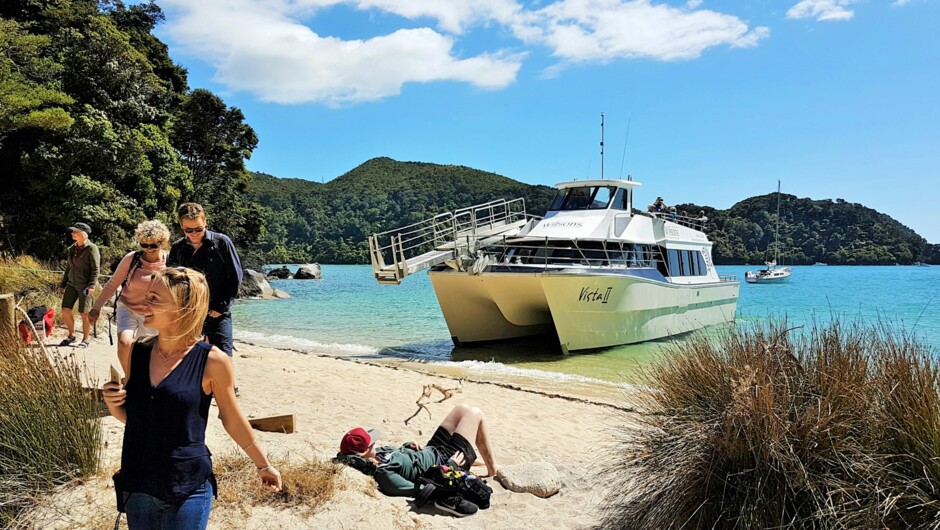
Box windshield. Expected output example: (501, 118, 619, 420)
(549, 186, 615, 211)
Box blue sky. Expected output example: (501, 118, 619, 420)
(152, 0, 940, 242)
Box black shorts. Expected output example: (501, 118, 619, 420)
(426, 427, 477, 471)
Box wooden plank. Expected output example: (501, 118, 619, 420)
(248, 414, 295, 434)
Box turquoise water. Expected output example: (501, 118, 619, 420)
(233, 265, 939, 385)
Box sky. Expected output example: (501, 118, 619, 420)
(151, 0, 940, 242)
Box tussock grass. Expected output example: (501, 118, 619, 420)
(601, 320, 940, 530)
(0, 332, 101, 526)
(0, 254, 62, 326)
(214, 452, 343, 517)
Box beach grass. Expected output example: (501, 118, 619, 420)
(213, 451, 344, 519)
(0, 254, 62, 327)
(0, 332, 101, 526)
(601, 319, 940, 529)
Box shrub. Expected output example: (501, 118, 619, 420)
(0, 330, 101, 525)
(601, 320, 940, 529)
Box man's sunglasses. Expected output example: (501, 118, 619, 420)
(183, 226, 205, 234)
(140, 243, 160, 249)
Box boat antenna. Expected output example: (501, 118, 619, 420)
(600, 112, 605, 180)
(619, 117, 631, 179)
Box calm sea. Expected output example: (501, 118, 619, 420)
(233, 265, 939, 393)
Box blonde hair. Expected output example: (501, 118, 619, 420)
(152, 267, 209, 351)
(135, 219, 171, 248)
(177, 203, 206, 222)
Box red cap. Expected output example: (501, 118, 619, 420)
(340, 427, 379, 455)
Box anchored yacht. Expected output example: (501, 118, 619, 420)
(368, 178, 739, 354)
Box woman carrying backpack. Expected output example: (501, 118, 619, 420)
(90, 220, 170, 374)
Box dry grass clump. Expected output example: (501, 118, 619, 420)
(0, 331, 101, 526)
(0, 254, 62, 326)
(213, 452, 343, 517)
(601, 319, 940, 530)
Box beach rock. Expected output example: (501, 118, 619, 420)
(496, 462, 560, 498)
(272, 289, 291, 299)
(294, 263, 321, 280)
(239, 269, 274, 298)
(267, 266, 292, 280)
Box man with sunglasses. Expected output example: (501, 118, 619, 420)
(168, 203, 243, 358)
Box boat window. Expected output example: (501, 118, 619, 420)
(611, 188, 627, 210)
(668, 249, 681, 276)
(549, 186, 616, 210)
(681, 251, 692, 276)
(696, 252, 707, 275)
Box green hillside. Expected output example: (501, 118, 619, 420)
(250, 160, 935, 266)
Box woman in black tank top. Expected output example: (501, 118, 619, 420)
(103, 267, 282, 529)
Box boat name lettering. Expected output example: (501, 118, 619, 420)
(541, 221, 583, 228)
(665, 227, 681, 237)
(579, 286, 613, 304)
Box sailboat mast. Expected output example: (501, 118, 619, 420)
(600, 112, 605, 180)
(775, 179, 781, 263)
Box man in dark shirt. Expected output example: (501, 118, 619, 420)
(168, 203, 243, 356)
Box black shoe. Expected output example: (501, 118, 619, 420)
(434, 495, 478, 517)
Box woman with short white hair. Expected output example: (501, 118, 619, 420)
(90, 219, 171, 374)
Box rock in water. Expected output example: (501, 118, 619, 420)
(239, 269, 274, 298)
(266, 266, 292, 280)
(272, 289, 292, 299)
(294, 263, 322, 279)
(496, 462, 561, 498)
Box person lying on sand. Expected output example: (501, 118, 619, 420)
(103, 267, 281, 529)
(336, 403, 500, 499)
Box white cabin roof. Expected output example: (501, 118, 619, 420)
(555, 179, 642, 190)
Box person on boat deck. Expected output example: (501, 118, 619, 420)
(89, 219, 170, 375)
(102, 267, 281, 529)
(668, 206, 678, 220)
(335, 404, 500, 498)
(648, 197, 667, 213)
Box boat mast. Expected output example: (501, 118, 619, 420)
(774, 179, 781, 264)
(600, 112, 605, 180)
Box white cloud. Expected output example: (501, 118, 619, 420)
(891, 0, 910, 6)
(159, 0, 770, 105)
(513, 0, 769, 63)
(786, 0, 856, 21)
(161, 0, 522, 105)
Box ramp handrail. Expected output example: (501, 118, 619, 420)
(369, 198, 529, 284)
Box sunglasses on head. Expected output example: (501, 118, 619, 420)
(140, 242, 160, 249)
(183, 226, 205, 234)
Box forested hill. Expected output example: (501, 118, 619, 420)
(248, 157, 556, 263)
(250, 159, 937, 265)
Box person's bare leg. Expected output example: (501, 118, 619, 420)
(62, 307, 75, 338)
(80, 312, 91, 342)
(117, 330, 135, 375)
(438, 403, 473, 434)
(451, 406, 499, 478)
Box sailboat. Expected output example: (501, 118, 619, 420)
(745, 180, 792, 284)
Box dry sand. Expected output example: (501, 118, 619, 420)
(26, 332, 646, 529)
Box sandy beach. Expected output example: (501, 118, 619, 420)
(27, 332, 645, 529)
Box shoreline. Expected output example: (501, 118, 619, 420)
(28, 332, 646, 529)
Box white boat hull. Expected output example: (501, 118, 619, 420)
(429, 269, 739, 353)
(744, 268, 792, 284)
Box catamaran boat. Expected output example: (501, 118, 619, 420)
(368, 178, 740, 354)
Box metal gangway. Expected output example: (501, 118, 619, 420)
(368, 198, 533, 284)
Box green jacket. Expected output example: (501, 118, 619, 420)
(60, 242, 100, 290)
(374, 444, 450, 497)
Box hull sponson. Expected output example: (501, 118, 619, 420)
(540, 272, 738, 351)
(428, 270, 553, 344)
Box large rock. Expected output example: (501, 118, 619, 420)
(239, 269, 274, 298)
(266, 266, 292, 280)
(496, 462, 561, 498)
(294, 263, 322, 280)
(271, 289, 292, 299)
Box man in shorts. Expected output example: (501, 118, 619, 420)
(58, 222, 100, 347)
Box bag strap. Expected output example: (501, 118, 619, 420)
(120, 251, 144, 291)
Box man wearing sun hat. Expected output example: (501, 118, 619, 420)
(58, 222, 100, 348)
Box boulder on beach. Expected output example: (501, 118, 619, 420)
(272, 289, 291, 299)
(496, 462, 561, 498)
(294, 263, 322, 280)
(239, 269, 274, 298)
(266, 266, 292, 280)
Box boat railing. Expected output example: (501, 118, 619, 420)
(368, 198, 531, 284)
(719, 274, 737, 282)
(633, 210, 708, 231)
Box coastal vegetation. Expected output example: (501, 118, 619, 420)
(602, 320, 940, 529)
(0, 2, 934, 267)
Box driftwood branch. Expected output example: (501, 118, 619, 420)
(404, 381, 464, 425)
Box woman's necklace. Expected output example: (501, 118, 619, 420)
(155, 343, 185, 363)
